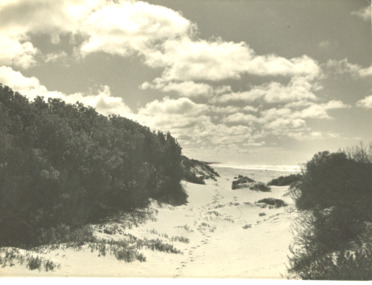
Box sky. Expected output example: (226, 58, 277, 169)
(0, 0, 371, 167)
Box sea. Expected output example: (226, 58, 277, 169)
(211, 163, 301, 183)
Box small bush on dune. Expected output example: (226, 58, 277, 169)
(256, 198, 287, 208)
(249, 182, 271, 192)
(268, 174, 302, 186)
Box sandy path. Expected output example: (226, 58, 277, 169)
(0, 167, 296, 278)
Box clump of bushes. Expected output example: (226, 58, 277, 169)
(181, 155, 219, 184)
(288, 145, 372, 280)
(232, 175, 255, 190)
(0, 85, 187, 248)
(268, 174, 302, 186)
(256, 198, 287, 208)
(249, 182, 271, 192)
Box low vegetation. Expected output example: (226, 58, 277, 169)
(232, 175, 255, 190)
(267, 174, 302, 186)
(288, 144, 372, 280)
(181, 155, 219, 184)
(256, 198, 287, 208)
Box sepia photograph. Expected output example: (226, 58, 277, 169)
(0, 0, 371, 280)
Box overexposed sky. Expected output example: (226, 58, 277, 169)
(0, 0, 371, 165)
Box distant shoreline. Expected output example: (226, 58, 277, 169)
(210, 163, 301, 173)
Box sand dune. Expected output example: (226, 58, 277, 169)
(0, 166, 297, 278)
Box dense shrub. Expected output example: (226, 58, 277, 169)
(231, 175, 255, 190)
(181, 155, 219, 184)
(268, 174, 302, 186)
(249, 182, 271, 192)
(288, 148, 372, 280)
(256, 198, 287, 208)
(0, 84, 186, 247)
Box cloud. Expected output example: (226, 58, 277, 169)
(80, 1, 194, 58)
(223, 113, 258, 125)
(351, 5, 371, 21)
(217, 77, 318, 104)
(356, 95, 372, 109)
(141, 78, 214, 97)
(44, 51, 68, 63)
(0, 66, 133, 118)
(0, 36, 38, 69)
(0, 0, 101, 37)
(326, 59, 372, 78)
(153, 39, 321, 82)
(0, 0, 102, 68)
(0, 0, 322, 83)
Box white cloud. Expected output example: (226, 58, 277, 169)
(0, 0, 322, 82)
(80, 1, 194, 58)
(0, 66, 133, 118)
(356, 95, 372, 109)
(217, 77, 318, 104)
(326, 59, 372, 78)
(0, 36, 38, 69)
(351, 5, 371, 21)
(0, 0, 102, 68)
(153, 39, 321, 82)
(141, 78, 214, 97)
(44, 51, 68, 63)
(223, 113, 258, 125)
(296, 100, 350, 119)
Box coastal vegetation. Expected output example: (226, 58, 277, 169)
(0, 84, 187, 248)
(288, 144, 372, 280)
(267, 174, 302, 186)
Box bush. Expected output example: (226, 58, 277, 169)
(268, 174, 302, 186)
(0, 85, 186, 247)
(256, 198, 287, 208)
(249, 182, 271, 192)
(288, 147, 372, 280)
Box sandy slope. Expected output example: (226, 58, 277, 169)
(0, 167, 297, 278)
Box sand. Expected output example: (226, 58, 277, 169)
(0, 166, 297, 278)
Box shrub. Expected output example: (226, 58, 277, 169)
(0, 85, 186, 248)
(249, 182, 271, 192)
(256, 198, 287, 208)
(27, 256, 42, 271)
(268, 174, 302, 186)
(288, 147, 372, 280)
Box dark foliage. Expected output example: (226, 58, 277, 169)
(267, 174, 302, 186)
(256, 198, 287, 208)
(181, 155, 219, 184)
(249, 182, 271, 192)
(288, 149, 372, 280)
(0, 84, 186, 247)
(231, 175, 255, 190)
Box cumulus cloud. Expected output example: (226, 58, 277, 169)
(0, 0, 102, 68)
(152, 39, 321, 82)
(217, 77, 318, 104)
(0, 0, 322, 83)
(356, 95, 372, 109)
(80, 1, 194, 58)
(141, 78, 214, 97)
(326, 59, 372, 78)
(0, 36, 38, 68)
(351, 5, 371, 21)
(0, 66, 133, 118)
